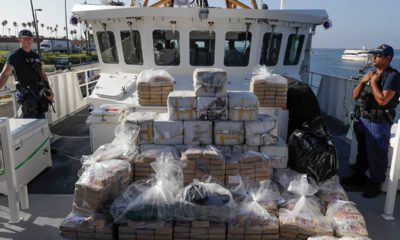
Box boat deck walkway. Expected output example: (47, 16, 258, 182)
(0, 111, 400, 240)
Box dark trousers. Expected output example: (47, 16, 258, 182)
(21, 101, 46, 119)
(354, 117, 391, 183)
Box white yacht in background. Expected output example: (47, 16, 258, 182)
(341, 47, 369, 61)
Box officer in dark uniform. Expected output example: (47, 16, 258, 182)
(0, 29, 54, 118)
(342, 44, 400, 198)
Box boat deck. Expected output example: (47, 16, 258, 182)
(1, 110, 400, 240)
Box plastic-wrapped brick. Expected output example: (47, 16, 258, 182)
(197, 96, 228, 121)
(153, 113, 183, 145)
(167, 91, 197, 120)
(193, 68, 227, 97)
(126, 112, 157, 144)
(228, 91, 259, 121)
(245, 114, 278, 146)
(183, 121, 213, 145)
(214, 121, 244, 145)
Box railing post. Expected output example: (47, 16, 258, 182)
(0, 117, 22, 223)
(383, 120, 400, 220)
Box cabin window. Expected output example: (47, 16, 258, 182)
(96, 31, 119, 64)
(224, 31, 252, 67)
(284, 34, 305, 65)
(189, 31, 215, 66)
(121, 30, 143, 65)
(153, 30, 180, 66)
(260, 33, 282, 66)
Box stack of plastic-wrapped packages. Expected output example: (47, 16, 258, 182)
(250, 65, 288, 108)
(137, 69, 174, 106)
(111, 152, 182, 240)
(60, 122, 139, 239)
(228, 177, 281, 240)
(279, 174, 334, 239)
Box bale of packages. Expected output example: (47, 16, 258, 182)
(260, 137, 289, 168)
(197, 96, 228, 120)
(214, 121, 244, 145)
(118, 221, 173, 240)
(173, 221, 226, 240)
(279, 174, 334, 239)
(239, 151, 273, 183)
(175, 179, 235, 222)
(228, 91, 259, 121)
(73, 159, 132, 215)
(326, 201, 368, 238)
(168, 91, 197, 120)
(318, 176, 349, 206)
(137, 69, 174, 106)
(181, 146, 225, 185)
(245, 114, 278, 146)
(228, 179, 281, 240)
(111, 152, 183, 223)
(153, 113, 183, 145)
(183, 121, 213, 145)
(193, 68, 227, 97)
(59, 212, 113, 240)
(126, 112, 157, 144)
(224, 153, 240, 187)
(134, 146, 179, 181)
(308, 237, 372, 240)
(250, 66, 288, 108)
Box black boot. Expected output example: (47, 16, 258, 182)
(341, 173, 367, 185)
(363, 181, 381, 198)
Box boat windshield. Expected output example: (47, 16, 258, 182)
(97, 31, 119, 64)
(260, 33, 282, 66)
(189, 31, 215, 66)
(284, 34, 305, 65)
(224, 31, 252, 67)
(121, 30, 143, 65)
(153, 30, 180, 66)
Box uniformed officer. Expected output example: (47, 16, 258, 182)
(343, 44, 400, 198)
(0, 29, 54, 118)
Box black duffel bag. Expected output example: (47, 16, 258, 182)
(288, 116, 338, 183)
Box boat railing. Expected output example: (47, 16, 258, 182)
(0, 89, 18, 118)
(308, 71, 356, 127)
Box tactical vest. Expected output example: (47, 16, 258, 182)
(12, 48, 43, 91)
(358, 66, 400, 116)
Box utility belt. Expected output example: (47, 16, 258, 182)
(16, 83, 51, 113)
(360, 109, 395, 124)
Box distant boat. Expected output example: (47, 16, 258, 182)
(341, 48, 369, 61)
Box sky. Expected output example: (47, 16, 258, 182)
(0, 0, 399, 49)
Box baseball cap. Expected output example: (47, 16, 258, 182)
(369, 44, 394, 57)
(18, 29, 34, 38)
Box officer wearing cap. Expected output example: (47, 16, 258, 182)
(0, 29, 54, 118)
(342, 44, 400, 198)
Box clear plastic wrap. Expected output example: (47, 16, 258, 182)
(73, 159, 132, 216)
(279, 174, 333, 238)
(228, 178, 280, 240)
(80, 122, 139, 174)
(326, 201, 368, 238)
(167, 91, 197, 120)
(111, 152, 183, 223)
(134, 145, 179, 181)
(138, 69, 174, 85)
(193, 68, 227, 97)
(318, 175, 349, 205)
(260, 137, 289, 168)
(228, 91, 259, 121)
(245, 114, 278, 146)
(175, 178, 235, 222)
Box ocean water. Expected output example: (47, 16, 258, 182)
(310, 48, 400, 79)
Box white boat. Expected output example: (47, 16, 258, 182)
(341, 48, 369, 61)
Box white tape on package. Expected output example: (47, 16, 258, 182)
(193, 68, 227, 97)
(167, 91, 197, 120)
(153, 113, 183, 145)
(260, 137, 288, 168)
(214, 121, 244, 145)
(197, 96, 228, 120)
(245, 114, 278, 146)
(183, 121, 213, 145)
(228, 91, 259, 121)
(126, 112, 157, 144)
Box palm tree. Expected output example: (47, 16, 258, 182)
(27, 22, 32, 31)
(8, 28, 11, 36)
(47, 26, 49, 37)
(54, 27, 58, 38)
(22, 22, 27, 29)
(41, 23, 44, 36)
(1, 20, 8, 36)
(13, 22, 18, 36)
(74, 29, 78, 39)
(49, 26, 53, 37)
